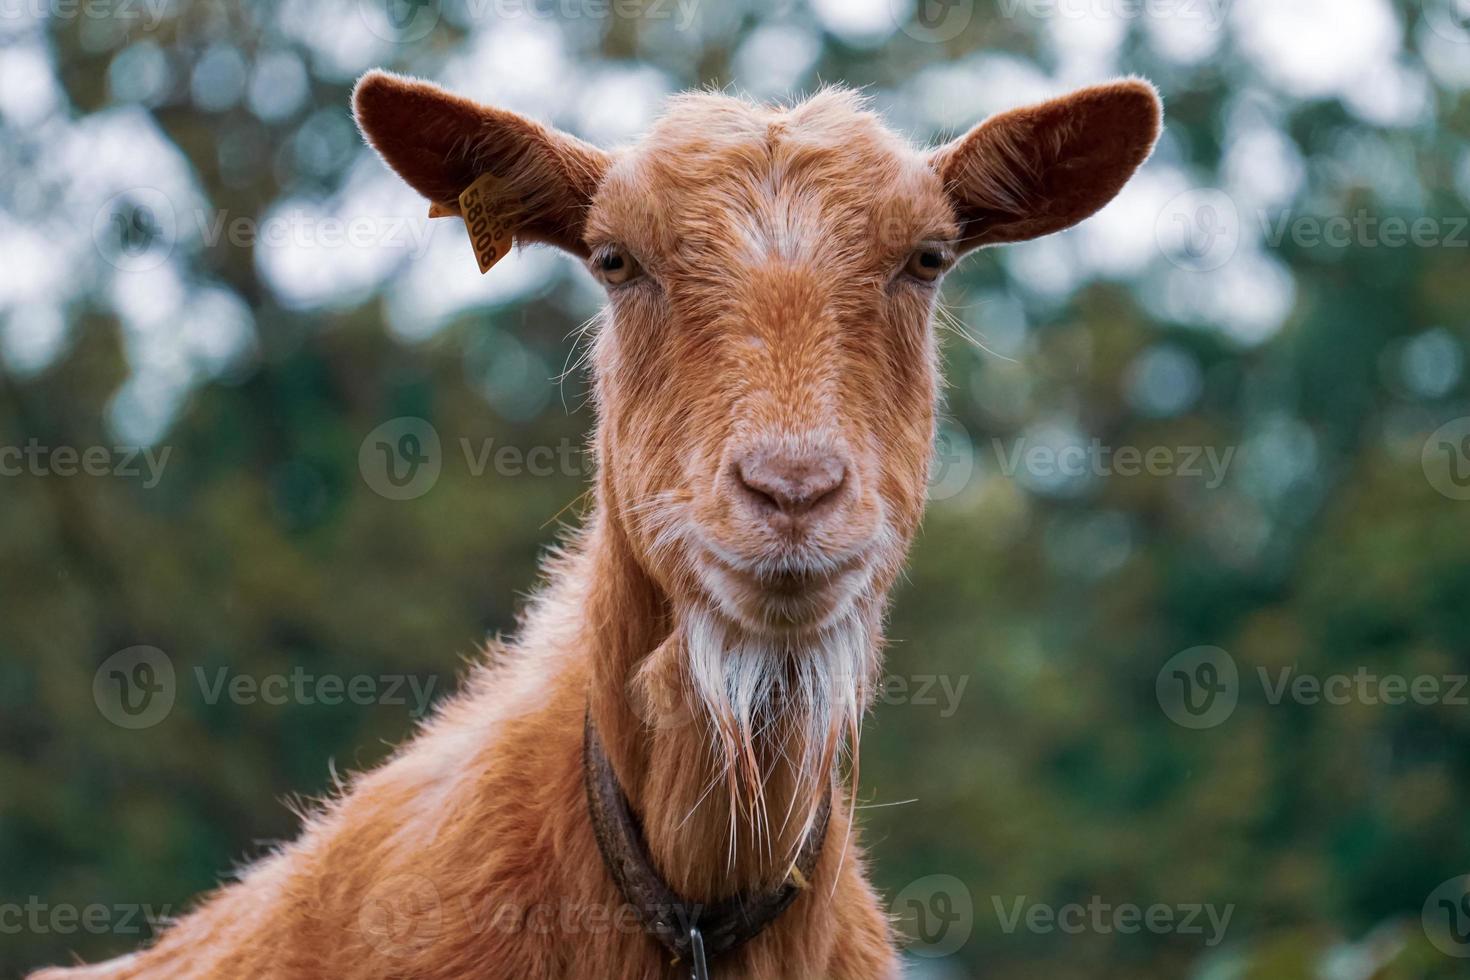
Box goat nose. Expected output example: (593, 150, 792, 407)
(736, 451, 848, 518)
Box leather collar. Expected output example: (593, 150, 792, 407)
(583, 713, 831, 971)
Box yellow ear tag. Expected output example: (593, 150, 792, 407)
(456, 172, 517, 274)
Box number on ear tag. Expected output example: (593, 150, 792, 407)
(457, 172, 517, 274)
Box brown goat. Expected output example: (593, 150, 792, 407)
(32, 73, 1160, 979)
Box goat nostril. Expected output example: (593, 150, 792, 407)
(736, 454, 848, 518)
(735, 462, 771, 510)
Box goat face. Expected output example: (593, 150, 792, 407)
(354, 75, 1161, 641)
(585, 91, 953, 638)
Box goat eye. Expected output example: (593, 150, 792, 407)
(594, 246, 642, 287)
(904, 247, 948, 283)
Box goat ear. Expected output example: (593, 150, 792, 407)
(352, 70, 611, 257)
(930, 79, 1162, 253)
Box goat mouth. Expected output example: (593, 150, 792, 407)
(696, 552, 869, 633)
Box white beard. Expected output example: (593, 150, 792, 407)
(681, 604, 875, 865)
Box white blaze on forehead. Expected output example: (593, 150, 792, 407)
(729, 170, 833, 266)
(727, 157, 950, 273)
